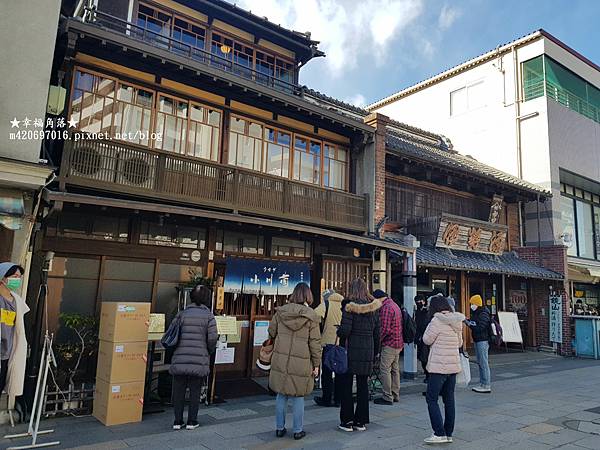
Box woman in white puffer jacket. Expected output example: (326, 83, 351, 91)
(422, 296, 465, 445)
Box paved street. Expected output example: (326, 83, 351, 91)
(2, 352, 600, 450)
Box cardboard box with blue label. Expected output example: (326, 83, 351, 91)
(99, 302, 151, 342)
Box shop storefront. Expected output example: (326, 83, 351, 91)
(35, 195, 411, 400)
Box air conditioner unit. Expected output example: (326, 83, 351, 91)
(115, 151, 157, 190)
(69, 144, 117, 182)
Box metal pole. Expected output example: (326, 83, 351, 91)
(402, 251, 418, 379)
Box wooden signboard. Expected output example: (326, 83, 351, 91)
(498, 311, 523, 344)
(436, 213, 508, 255)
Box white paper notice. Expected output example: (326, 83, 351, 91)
(115, 345, 124, 353)
(253, 320, 270, 346)
(215, 346, 235, 364)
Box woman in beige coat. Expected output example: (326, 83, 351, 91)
(422, 296, 465, 445)
(269, 283, 321, 440)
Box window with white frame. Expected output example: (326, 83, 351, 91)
(450, 80, 486, 116)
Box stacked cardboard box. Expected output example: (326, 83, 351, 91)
(94, 302, 150, 426)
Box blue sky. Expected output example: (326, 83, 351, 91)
(235, 0, 600, 107)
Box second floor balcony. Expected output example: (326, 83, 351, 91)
(59, 138, 368, 232)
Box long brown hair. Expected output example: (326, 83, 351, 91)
(346, 278, 373, 302)
(289, 282, 313, 305)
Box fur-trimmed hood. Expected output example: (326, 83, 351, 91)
(344, 298, 382, 314)
(433, 311, 465, 333)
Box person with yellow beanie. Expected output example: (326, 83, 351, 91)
(466, 294, 492, 393)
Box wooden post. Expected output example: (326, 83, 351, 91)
(528, 279, 538, 348)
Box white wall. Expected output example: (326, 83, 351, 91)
(375, 36, 600, 246)
(375, 40, 546, 179)
(0, 0, 61, 163)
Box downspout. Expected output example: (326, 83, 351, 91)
(537, 193, 542, 266)
(513, 45, 525, 247)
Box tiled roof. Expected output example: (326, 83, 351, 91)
(415, 245, 563, 280)
(302, 89, 445, 141)
(386, 127, 550, 197)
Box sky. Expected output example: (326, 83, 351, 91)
(231, 0, 600, 108)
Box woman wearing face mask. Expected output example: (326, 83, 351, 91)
(0, 262, 30, 408)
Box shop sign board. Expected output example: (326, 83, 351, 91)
(508, 290, 528, 316)
(549, 295, 563, 343)
(435, 214, 508, 255)
(223, 256, 311, 296)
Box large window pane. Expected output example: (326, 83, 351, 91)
(576, 200, 595, 259)
(523, 56, 544, 101)
(223, 231, 264, 254)
(560, 196, 577, 256)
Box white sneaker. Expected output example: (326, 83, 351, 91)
(424, 434, 448, 444)
(447, 437, 453, 443)
(472, 385, 491, 393)
(172, 424, 183, 430)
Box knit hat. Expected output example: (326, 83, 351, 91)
(469, 295, 483, 307)
(0, 262, 20, 280)
(372, 289, 387, 299)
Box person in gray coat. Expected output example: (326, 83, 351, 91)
(170, 285, 217, 430)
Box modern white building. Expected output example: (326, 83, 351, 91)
(369, 29, 600, 324)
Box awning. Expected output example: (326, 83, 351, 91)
(0, 190, 25, 230)
(568, 259, 600, 282)
(413, 245, 563, 280)
(45, 191, 415, 253)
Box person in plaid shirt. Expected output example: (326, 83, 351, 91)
(373, 289, 403, 405)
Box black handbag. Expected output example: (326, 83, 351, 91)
(161, 314, 182, 349)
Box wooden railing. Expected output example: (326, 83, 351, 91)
(60, 139, 368, 231)
(84, 9, 300, 95)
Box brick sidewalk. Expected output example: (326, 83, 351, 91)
(2, 352, 600, 449)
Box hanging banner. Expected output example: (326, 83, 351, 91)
(223, 257, 311, 296)
(549, 295, 563, 343)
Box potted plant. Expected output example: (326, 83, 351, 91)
(53, 313, 98, 411)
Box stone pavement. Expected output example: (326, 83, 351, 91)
(2, 351, 600, 450)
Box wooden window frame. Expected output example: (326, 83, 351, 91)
(323, 143, 349, 191)
(292, 134, 322, 186)
(70, 66, 224, 162)
(228, 114, 265, 171)
(263, 126, 292, 178)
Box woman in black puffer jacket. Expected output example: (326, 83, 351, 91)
(337, 278, 381, 432)
(169, 285, 217, 430)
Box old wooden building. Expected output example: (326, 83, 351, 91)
(34, 0, 414, 394)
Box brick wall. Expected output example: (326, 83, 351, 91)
(515, 245, 572, 355)
(515, 245, 567, 276)
(364, 113, 389, 225)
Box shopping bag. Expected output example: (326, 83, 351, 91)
(456, 351, 471, 387)
(161, 314, 182, 349)
(323, 339, 348, 375)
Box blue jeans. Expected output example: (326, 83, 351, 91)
(275, 394, 304, 433)
(426, 373, 456, 438)
(474, 340, 491, 388)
